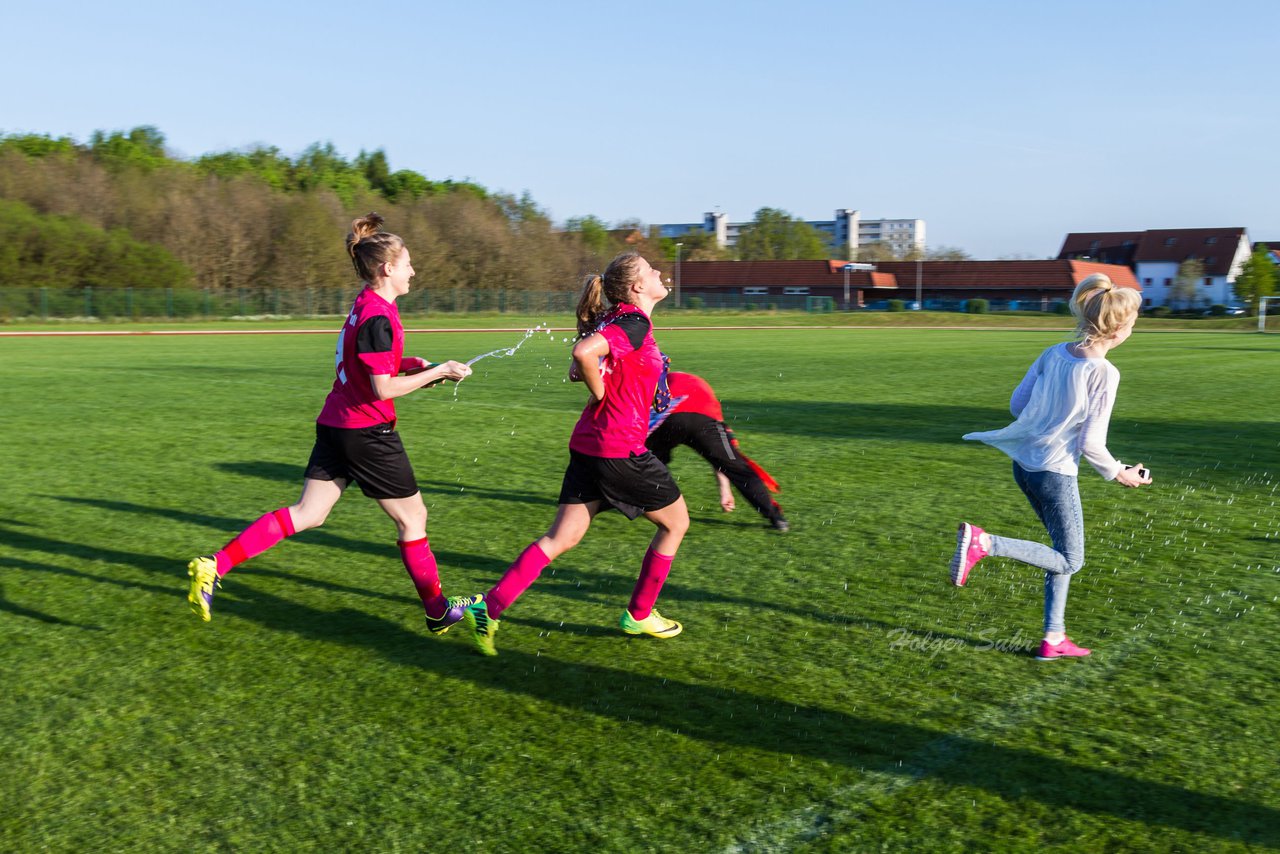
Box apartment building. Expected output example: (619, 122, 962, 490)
(658, 209, 925, 256)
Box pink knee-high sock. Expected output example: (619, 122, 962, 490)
(215, 508, 295, 576)
(399, 537, 447, 616)
(628, 548, 675, 620)
(486, 542, 551, 619)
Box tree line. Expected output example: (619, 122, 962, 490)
(0, 126, 969, 294)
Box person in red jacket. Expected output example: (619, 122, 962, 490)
(647, 371, 789, 532)
(185, 213, 476, 635)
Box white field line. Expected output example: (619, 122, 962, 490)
(724, 634, 1148, 853)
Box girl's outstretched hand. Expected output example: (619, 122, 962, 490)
(433, 360, 472, 382)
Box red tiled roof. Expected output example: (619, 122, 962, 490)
(680, 260, 889, 288)
(871, 260, 1140, 291)
(1058, 231, 1144, 257)
(1060, 228, 1247, 276)
(1132, 228, 1245, 275)
(677, 260, 1139, 294)
(1067, 261, 1142, 289)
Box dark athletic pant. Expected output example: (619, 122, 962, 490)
(647, 412, 783, 524)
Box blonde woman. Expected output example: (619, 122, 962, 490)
(187, 214, 476, 634)
(949, 273, 1151, 660)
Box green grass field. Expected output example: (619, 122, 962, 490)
(1, 322, 1277, 852)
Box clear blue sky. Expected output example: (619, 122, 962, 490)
(4, 0, 1277, 258)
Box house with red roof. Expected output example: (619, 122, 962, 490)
(1057, 228, 1250, 308)
(674, 259, 1137, 310)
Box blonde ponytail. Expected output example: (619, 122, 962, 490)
(1071, 273, 1141, 345)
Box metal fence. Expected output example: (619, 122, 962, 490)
(2, 287, 1271, 324)
(0, 287, 590, 320)
(0, 287, 851, 320)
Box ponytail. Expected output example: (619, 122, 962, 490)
(576, 274, 607, 337)
(575, 252, 646, 337)
(1071, 273, 1141, 346)
(346, 212, 405, 282)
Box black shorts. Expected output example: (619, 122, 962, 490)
(558, 450, 682, 520)
(304, 422, 419, 500)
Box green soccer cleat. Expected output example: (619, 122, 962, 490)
(425, 593, 484, 636)
(187, 555, 220, 622)
(463, 598, 500, 656)
(619, 608, 683, 639)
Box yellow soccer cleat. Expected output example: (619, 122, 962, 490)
(463, 598, 500, 656)
(619, 608, 683, 639)
(187, 556, 220, 622)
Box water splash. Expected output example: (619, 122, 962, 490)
(465, 325, 547, 367)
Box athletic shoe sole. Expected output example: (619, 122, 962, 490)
(950, 523, 973, 586)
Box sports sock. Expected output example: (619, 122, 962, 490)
(628, 548, 674, 620)
(215, 508, 295, 576)
(399, 537, 446, 616)
(486, 542, 551, 619)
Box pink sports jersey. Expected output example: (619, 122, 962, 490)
(569, 303, 665, 458)
(666, 372, 724, 422)
(316, 287, 404, 428)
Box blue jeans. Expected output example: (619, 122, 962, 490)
(987, 462, 1085, 634)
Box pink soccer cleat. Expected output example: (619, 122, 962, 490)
(1035, 636, 1092, 661)
(949, 522, 988, 586)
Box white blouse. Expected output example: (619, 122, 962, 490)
(964, 342, 1123, 480)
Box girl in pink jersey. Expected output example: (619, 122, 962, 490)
(462, 252, 689, 656)
(187, 213, 477, 635)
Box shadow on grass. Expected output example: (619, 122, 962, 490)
(724, 401, 1278, 473)
(25, 502, 1000, 652)
(47, 496, 512, 577)
(229, 581, 1279, 847)
(3, 511, 510, 627)
(0, 574, 101, 629)
(506, 570, 994, 649)
(214, 461, 552, 507)
(3, 522, 1276, 844)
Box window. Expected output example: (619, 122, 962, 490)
(1163, 278, 1172, 287)
(1203, 278, 1213, 287)
(783, 287, 809, 295)
(1164, 237, 1177, 246)
(1090, 240, 1101, 251)
(743, 287, 768, 296)
(1143, 278, 1152, 287)
(1205, 237, 1217, 245)
(1205, 256, 1216, 265)
(1123, 240, 1135, 248)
